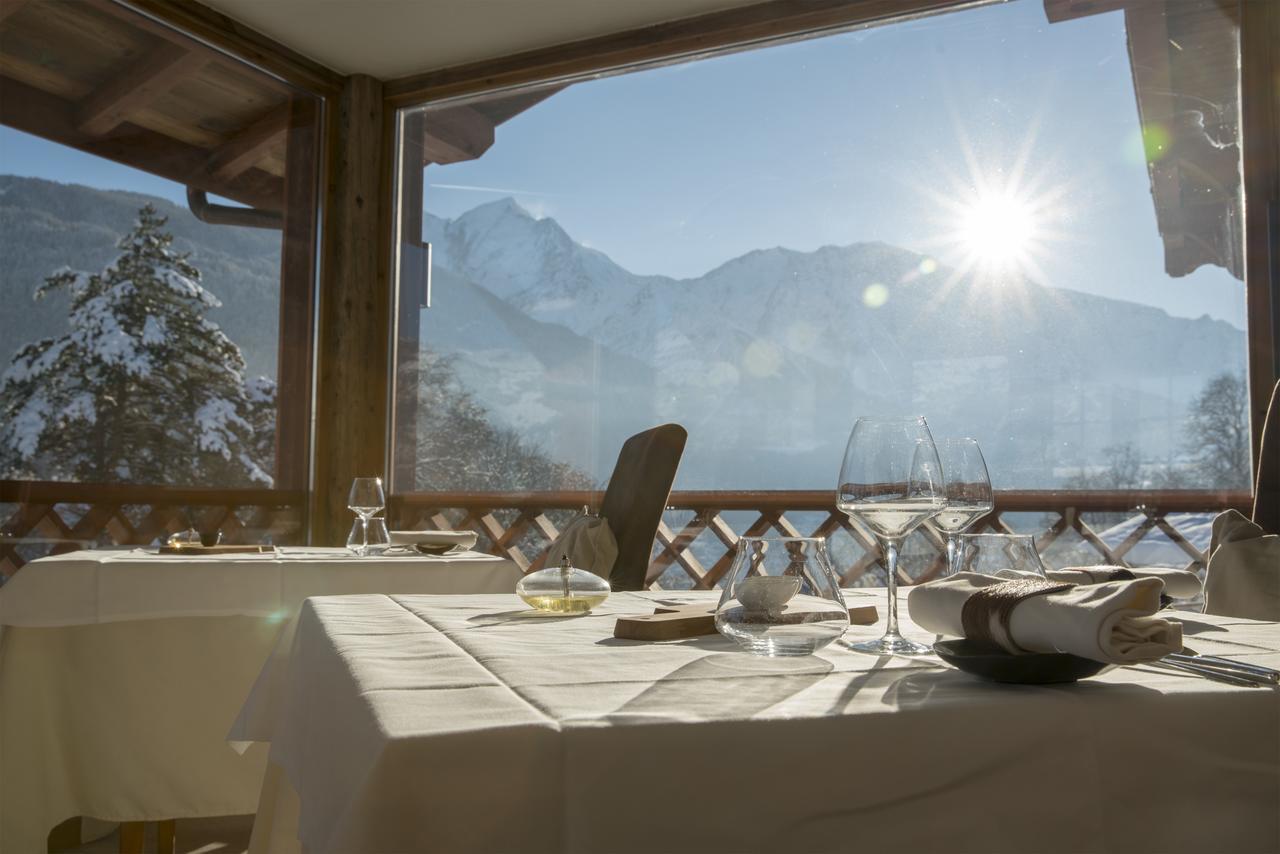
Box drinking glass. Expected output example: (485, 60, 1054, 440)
(347, 517, 391, 555)
(836, 416, 944, 656)
(715, 536, 849, 656)
(347, 477, 385, 556)
(953, 533, 1048, 578)
(935, 438, 994, 577)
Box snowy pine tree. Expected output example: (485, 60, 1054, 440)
(0, 204, 275, 486)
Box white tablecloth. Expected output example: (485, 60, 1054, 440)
(239, 590, 1280, 854)
(0, 548, 520, 854)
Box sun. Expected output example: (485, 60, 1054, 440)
(958, 191, 1037, 265)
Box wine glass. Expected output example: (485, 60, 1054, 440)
(954, 533, 1048, 578)
(347, 477, 385, 556)
(836, 416, 944, 656)
(934, 438, 994, 577)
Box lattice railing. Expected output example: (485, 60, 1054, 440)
(391, 489, 1250, 590)
(0, 480, 305, 579)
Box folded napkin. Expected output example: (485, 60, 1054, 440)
(995, 565, 1201, 599)
(545, 513, 618, 580)
(908, 572, 1182, 664)
(1203, 510, 1280, 621)
(388, 530, 478, 550)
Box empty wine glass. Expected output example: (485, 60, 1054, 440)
(347, 477, 385, 556)
(836, 416, 944, 656)
(714, 536, 849, 656)
(935, 438, 994, 577)
(954, 533, 1048, 578)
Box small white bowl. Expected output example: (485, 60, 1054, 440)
(738, 576, 802, 616)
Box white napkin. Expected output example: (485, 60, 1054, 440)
(545, 514, 618, 579)
(908, 572, 1182, 664)
(388, 530, 478, 550)
(1203, 510, 1280, 620)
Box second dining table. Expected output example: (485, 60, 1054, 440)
(0, 545, 520, 853)
(237, 588, 1280, 854)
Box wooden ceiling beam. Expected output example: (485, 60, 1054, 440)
(205, 106, 289, 181)
(96, 0, 343, 97)
(0, 74, 282, 210)
(1043, 0, 1129, 24)
(0, 0, 30, 26)
(76, 42, 207, 136)
(422, 105, 494, 165)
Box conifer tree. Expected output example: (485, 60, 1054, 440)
(0, 204, 274, 486)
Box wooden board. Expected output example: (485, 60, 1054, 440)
(614, 601, 879, 642)
(157, 544, 273, 555)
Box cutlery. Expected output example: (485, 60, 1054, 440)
(1148, 658, 1271, 687)
(1165, 652, 1279, 684)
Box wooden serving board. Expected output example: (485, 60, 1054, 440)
(157, 544, 273, 555)
(614, 601, 879, 642)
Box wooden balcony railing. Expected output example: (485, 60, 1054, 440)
(0, 480, 305, 578)
(391, 489, 1251, 589)
(1, 481, 1249, 589)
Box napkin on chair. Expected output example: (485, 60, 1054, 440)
(388, 530, 478, 550)
(1203, 510, 1280, 621)
(908, 572, 1182, 664)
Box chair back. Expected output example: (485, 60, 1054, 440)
(599, 424, 688, 591)
(1253, 379, 1280, 535)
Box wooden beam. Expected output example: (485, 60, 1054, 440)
(76, 42, 207, 136)
(1242, 0, 1280, 465)
(1042, 0, 1129, 24)
(422, 105, 494, 165)
(0, 0, 30, 26)
(0, 74, 283, 210)
(311, 74, 392, 545)
(385, 0, 987, 107)
(390, 109, 425, 489)
(94, 0, 343, 96)
(206, 106, 289, 181)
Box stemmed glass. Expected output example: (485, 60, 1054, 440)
(934, 438, 994, 577)
(836, 416, 944, 656)
(347, 477, 385, 556)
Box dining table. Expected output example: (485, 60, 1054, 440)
(0, 545, 520, 854)
(237, 588, 1280, 854)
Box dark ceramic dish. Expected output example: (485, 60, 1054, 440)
(933, 639, 1108, 684)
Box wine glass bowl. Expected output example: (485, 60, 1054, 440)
(347, 477, 386, 556)
(715, 536, 849, 656)
(934, 438, 995, 577)
(836, 416, 943, 656)
(954, 533, 1048, 578)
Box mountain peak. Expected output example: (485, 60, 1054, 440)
(457, 196, 532, 223)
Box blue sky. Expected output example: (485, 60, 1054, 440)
(0, 0, 1245, 328)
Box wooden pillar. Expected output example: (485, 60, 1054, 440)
(311, 75, 392, 544)
(275, 95, 320, 492)
(1242, 0, 1280, 464)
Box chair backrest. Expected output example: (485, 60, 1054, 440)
(1253, 379, 1280, 535)
(599, 424, 688, 591)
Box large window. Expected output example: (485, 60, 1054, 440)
(392, 0, 1247, 502)
(0, 0, 321, 491)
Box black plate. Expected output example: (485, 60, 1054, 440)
(933, 639, 1107, 684)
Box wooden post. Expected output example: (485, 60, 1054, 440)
(1242, 0, 1280, 465)
(275, 95, 320, 493)
(311, 75, 391, 544)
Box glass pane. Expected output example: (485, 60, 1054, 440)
(392, 0, 1246, 499)
(0, 19, 320, 491)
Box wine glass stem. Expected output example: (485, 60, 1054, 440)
(360, 516, 369, 556)
(946, 533, 959, 577)
(882, 535, 903, 639)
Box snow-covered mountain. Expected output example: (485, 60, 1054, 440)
(421, 198, 1246, 489)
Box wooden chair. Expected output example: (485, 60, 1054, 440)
(1253, 379, 1280, 535)
(598, 424, 688, 591)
